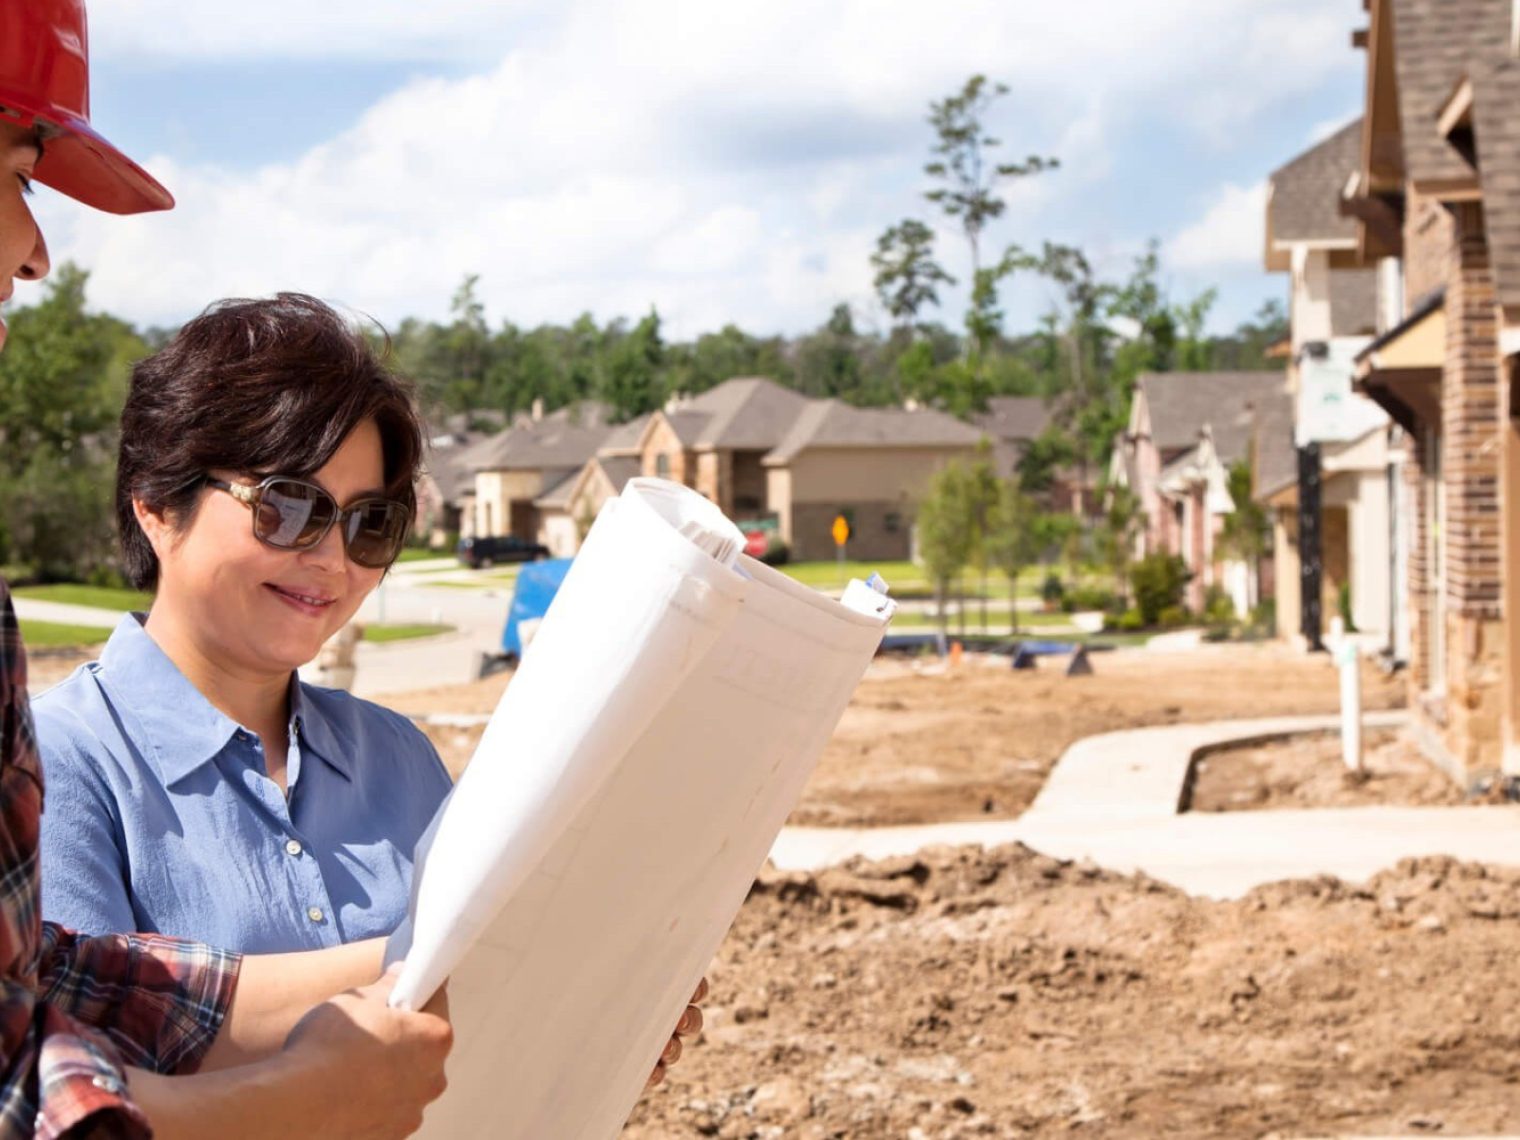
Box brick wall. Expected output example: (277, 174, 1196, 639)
(1404, 188, 1456, 306)
(1403, 425, 1431, 690)
(1442, 202, 1502, 620)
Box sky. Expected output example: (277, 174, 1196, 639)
(27, 0, 1367, 343)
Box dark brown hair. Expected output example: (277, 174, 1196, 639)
(117, 293, 423, 588)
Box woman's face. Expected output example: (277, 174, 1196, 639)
(0, 118, 52, 353)
(143, 417, 391, 679)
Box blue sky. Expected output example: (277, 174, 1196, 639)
(28, 0, 1366, 342)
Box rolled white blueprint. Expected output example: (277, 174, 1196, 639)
(391, 478, 894, 1140)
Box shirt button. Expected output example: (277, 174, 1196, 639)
(285, 838, 303, 857)
(307, 906, 324, 923)
(91, 1073, 123, 1095)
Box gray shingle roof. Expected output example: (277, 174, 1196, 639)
(1135, 371, 1286, 459)
(598, 413, 651, 454)
(673, 377, 811, 449)
(1330, 267, 1380, 337)
(969, 396, 1055, 443)
(1268, 119, 1363, 245)
(426, 432, 501, 502)
(469, 404, 614, 472)
(1252, 386, 1299, 502)
(1387, 0, 1509, 186)
(1472, 56, 1520, 315)
(764, 400, 983, 464)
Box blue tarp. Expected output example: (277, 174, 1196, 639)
(501, 558, 573, 657)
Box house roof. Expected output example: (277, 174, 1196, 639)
(426, 431, 500, 503)
(968, 396, 1055, 443)
(664, 377, 812, 450)
(1329, 267, 1380, 338)
(1267, 118, 1363, 249)
(469, 402, 614, 472)
(1252, 385, 1299, 503)
(1386, 0, 1509, 187)
(1470, 56, 1520, 316)
(598, 413, 651, 454)
(1134, 371, 1285, 459)
(532, 470, 579, 510)
(764, 400, 983, 464)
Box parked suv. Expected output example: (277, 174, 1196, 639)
(456, 534, 550, 568)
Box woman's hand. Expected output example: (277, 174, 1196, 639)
(645, 976, 708, 1090)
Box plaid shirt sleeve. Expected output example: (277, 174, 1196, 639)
(0, 579, 241, 1139)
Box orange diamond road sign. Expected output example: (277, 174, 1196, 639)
(831, 515, 850, 547)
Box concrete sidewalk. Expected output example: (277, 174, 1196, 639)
(10, 598, 125, 628)
(769, 710, 1520, 899)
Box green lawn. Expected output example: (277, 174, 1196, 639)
(396, 548, 450, 564)
(18, 619, 112, 647)
(362, 623, 455, 643)
(778, 560, 1043, 599)
(890, 609, 1076, 631)
(12, 583, 154, 611)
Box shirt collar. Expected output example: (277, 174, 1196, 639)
(287, 680, 355, 782)
(98, 615, 355, 787)
(98, 615, 244, 786)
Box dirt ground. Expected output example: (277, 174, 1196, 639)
(394, 642, 1406, 825)
(623, 845, 1520, 1138)
(1188, 729, 1467, 813)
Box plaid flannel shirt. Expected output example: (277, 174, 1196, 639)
(0, 579, 240, 1138)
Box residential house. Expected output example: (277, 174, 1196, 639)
(1258, 117, 1406, 654)
(1111, 371, 1285, 612)
(634, 377, 811, 518)
(1344, 0, 1520, 780)
(762, 400, 984, 561)
(468, 403, 615, 544)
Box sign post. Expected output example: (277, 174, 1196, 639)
(831, 514, 850, 587)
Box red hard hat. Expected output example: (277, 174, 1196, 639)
(0, 0, 172, 214)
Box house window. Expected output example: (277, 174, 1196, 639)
(656, 453, 671, 479)
(884, 511, 902, 534)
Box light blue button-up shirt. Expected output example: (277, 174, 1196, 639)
(34, 615, 453, 954)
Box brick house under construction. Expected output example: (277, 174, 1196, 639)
(1348, 0, 1520, 781)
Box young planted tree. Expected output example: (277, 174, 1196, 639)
(1095, 485, 1142, 607)
(1218, 455, 1272, 610)
(985, 479, 1039, 634)
(916, 460, 976, 646)
(963, 440, 1001, 633)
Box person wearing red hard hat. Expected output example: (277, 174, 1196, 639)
(1, 3, 456, 1137)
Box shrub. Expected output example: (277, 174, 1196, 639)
(1111, 609, 1144, 632)
(1158, 604, 1191, 629)
(760, 539, 790, 566)
(1064, 584, 1116, 613)
(1203, 585, 1235, 626)
(1039, 573, 1065, 609)
(1128, 553, 1190, 626)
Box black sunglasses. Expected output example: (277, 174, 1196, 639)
(205, 475, 410, 569)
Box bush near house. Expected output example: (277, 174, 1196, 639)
(1129, 553, 1190, 627)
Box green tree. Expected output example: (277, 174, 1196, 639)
(1218, 456, 1271, 608)
(597, 309, 664, 422)
(0, 263, 140, 580)
(915, 460, 976, 645)
(924, 75, 1057, 282)
(1095, 485, 1142, 606)
(871, 219, 955, 331)
(985, 479, 1039, 633)
(795, 304, 864, 400)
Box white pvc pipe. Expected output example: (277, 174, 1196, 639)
(1329, 616, 1363, 772)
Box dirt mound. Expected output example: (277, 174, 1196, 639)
(624, 846, 1520, 1138)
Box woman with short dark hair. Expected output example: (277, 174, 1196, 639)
(35, 293, 454, 955)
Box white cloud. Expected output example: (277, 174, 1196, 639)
(1165, 181, 1268, 272)
(27, 0, 1357, 336)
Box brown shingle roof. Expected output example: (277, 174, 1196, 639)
(1471, 56, 1520, 315)
(1330, 267, 1380, 337)
(1387, 0, 1509, 186)
(1267, 119, 1363, 246)
(1252, 386, 1299, 502)
(1135, 371, 1285, 459)
(763, 400, 982, 464)
(469, 404, 614, 471)
(678, 377, 811, 449)
(969, 396, 1055, 443)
